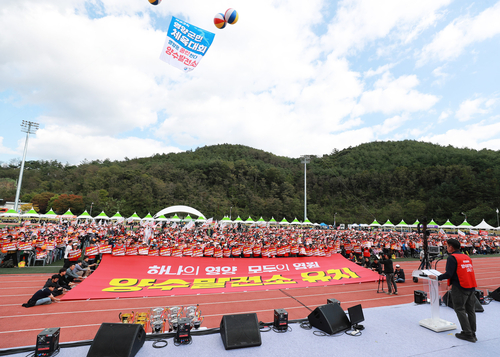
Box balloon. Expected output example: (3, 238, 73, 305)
(149, 0, 162, 5)
(224, 8, 239, 25)
(214, 13, 226, 29)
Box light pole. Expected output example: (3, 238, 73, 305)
(230, 206, 232, 220)
(496, 208, 499, 227)
(301, 155, 310, 222)
(14, 120, 39, 213)
(90, 202, 94, 216)
(334, 212, 337, 228)
(461, 212, 467, 221)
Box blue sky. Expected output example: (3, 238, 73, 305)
(1, 0, 499, 165)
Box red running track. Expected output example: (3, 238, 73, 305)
(1, 257, 499, 350)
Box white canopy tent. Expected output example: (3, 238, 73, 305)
(474, 219, 495, 230)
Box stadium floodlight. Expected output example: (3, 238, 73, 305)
(14, 120, 39, 212)
(300, 155, 310, 222)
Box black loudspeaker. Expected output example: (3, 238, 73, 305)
(307, 303, 350, 335)
(442, 291, 484, 312)
(220, 313, 262, 350)
(414, 290, 427, 304)
(490, 287, 500, 301)
(87, 323, 145, 357)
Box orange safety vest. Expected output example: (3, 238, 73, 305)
(449, 253, 477, 288)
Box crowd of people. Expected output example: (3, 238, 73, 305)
(1, 220, 499, 270)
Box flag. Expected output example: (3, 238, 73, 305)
(470, 229, 479, 235)
(457, 229, 466, 237)
(159, 16, 215, 72)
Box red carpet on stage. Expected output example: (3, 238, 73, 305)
(62, 254, 380, 300)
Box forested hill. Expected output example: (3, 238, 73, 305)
(1, 140, 499, 227)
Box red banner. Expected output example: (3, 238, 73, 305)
(68, 249, 81, 259)
(61, 255, 380, 301)
(86, 246, 99, 256)
(99, 245, 112, 254)
(18, 242, 33, 251)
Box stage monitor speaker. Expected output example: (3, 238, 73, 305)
(414, 290, 427, 304)
(490, 287, 500, 301)
(442, 291, 484, 312)
(307, 303, 350, 335)
(87, 323, 145, 357)
(220, 313, 262, 350)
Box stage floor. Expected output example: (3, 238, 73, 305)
(3, 301, 500, 357)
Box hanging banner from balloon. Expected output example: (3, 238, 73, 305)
(159, 16, 215, 72)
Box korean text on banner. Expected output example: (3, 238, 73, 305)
(159, 16, 215, 72)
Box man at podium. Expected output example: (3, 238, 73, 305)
(428, 238, 477, 343)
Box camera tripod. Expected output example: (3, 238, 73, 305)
(377, 274, 386, 293)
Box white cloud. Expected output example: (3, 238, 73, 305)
(418, 2, 500, 65)
(364, 63, 396, 78)
(353, 72, 439, 116)
(455, 97, 496, 122)
(0, 137, 17, 156)
(419, 121, 500, 150)
(438, 109, 452, 123)
(321, 0, 450, 56)
(28, 125, 181, 163)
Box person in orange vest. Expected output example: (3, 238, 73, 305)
(204, 243, 215, 257)
(214, 244, 223, 258)
(222, 244, 231, 258)
(252, 243, 262, 258)
(429, 238, 478, 343)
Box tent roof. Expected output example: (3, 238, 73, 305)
(95, 211, 110, 219)
(268, 217, 278, 224)
(110, 212, 123, 218)
(143, 213, 154, 220)
(22, 208, 39, 217)
(0, 209, 20, 217)
(154, 205, 205, 219)
(233, 216, 244, 222)
(459, 220, 472, 227)
(291, 218, 301, 225)
(395, 220, 408, 227)
(440, 220, 457, 228)
(369, 220, 381, 226)
(382, 220, 394, 227)
(244, 216, 255, 223)
(77, 210, 92, 219)
(128, 212, 141, 221)
(279, 218, 290, 224)
(474, 219, 495, 230)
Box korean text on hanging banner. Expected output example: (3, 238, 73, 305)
(159, 16, 215, 72)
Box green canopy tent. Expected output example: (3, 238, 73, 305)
(155, 214, 168, 222)
(369, 219, 381, 227)
(0, 208, 20, 222)
(128, 212, 142, 221)
(233, 216, 244, 224)
(244, 216, 255, 225)
(182, 215, 193, 222)
(290, 217, 301, 225)
(61, 209, 76, 220)
(268, 217, 278, 225)
(195, 215, 206, 223)
(279, 217, 290, 225)
(22, 208, 39, 219)
(169, 214, 181, 222)
(77, 210, 93, 221)
(395, 220, 409, 232)
(94, 211, 110, 220)
(256, 217, 267, 226)
(42, 209, 59, 221)
(440, 219, 457, 233)
(302, 218, 313, 226)
(142, 213, 154, 220)
(110, 212, 124, 222)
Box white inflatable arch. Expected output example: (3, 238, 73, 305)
(154, 205, 205, 218)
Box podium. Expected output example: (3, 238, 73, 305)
(412, 269, 457, 332)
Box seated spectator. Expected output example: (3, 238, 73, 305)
(394, 264, 405, 283)
(81, 256, 97, 272)
(66, 263, 84, 282)
(74, 260, 91, 278)
(361, 256, 371, 269)
(44, 274, 66, 296)
(22, 283, 60, 307)
(57, 268, 74, 290)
